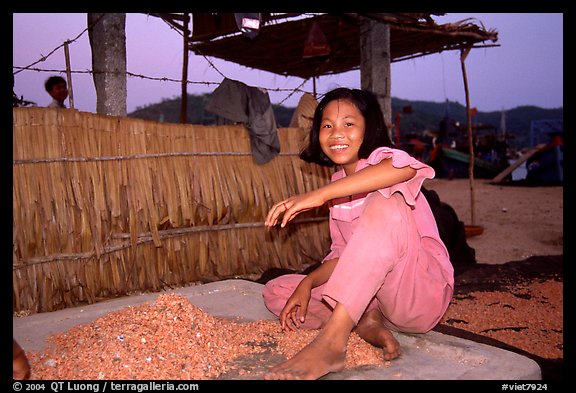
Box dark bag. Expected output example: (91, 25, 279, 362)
(421, 187, 477, 272)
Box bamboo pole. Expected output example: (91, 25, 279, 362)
(64, 41, 74, 109)
(460, 46, 476, 226)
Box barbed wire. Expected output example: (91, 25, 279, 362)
(12, 65, 310, 98)
(13, 13, 104, 76)
(13, 14, 313, 106)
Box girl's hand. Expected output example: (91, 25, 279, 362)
(279, 283, 312, 331)
(265, 191, 325, 228)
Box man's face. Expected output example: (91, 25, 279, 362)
(50, 82, 68, 102)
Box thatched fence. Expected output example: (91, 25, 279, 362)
(13, 108, 331, 314)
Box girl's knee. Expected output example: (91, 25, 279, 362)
(262, 274, 304, 314)
(262, 279, 283, 311)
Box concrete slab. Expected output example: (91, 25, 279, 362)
(13, 279, 541, 380)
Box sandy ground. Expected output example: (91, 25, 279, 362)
(16, 178, 566, 380)
(422, 178, 564, 378)
(422, 178, 563, 264)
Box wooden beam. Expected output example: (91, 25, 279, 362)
(490, 145, 545, 184)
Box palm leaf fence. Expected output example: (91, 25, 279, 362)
(13, 108, 331, 314)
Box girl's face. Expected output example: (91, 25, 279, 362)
(319, 98, 365, 175)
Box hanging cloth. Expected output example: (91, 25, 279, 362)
(205, 78, 281, 164)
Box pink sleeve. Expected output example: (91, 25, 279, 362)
(358, 147, 435, 207)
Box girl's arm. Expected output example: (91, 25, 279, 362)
(302, 258, 338, 288)
(266, 158, 416, 227)
(317, 158, 416, 202)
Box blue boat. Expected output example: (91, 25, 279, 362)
(525, 119, 563, 184)
(526, 132, 563, 183)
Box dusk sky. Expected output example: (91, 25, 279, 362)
(13, 13, 563, 114)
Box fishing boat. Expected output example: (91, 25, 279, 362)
(430, 145, 508, 179)
(427, 114, 509, 179)
(525, 130, 563, 183)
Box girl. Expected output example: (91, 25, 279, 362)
(262, 88, 454, 380)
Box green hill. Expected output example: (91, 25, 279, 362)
(128, 94, 562, 149)
(128, 94, 295, 129)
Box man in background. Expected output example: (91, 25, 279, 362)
(45, 75, 68, 108)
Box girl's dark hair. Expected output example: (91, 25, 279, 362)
(299, 87, 392, 167)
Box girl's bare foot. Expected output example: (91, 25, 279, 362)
(264, 334, 347, 380)
(354, 309, 401, 360)
(264, 303, 354, 380)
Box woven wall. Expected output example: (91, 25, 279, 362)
(13, 108, 332, 314)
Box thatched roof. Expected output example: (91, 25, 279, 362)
(151, 13, 498, 80)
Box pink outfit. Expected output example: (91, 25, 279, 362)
(263, 147, 454, 333)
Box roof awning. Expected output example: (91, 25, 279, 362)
(172, 13, 498, 80)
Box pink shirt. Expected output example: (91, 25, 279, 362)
(323, 147, 453, 286)
(262, 146, 455, 332)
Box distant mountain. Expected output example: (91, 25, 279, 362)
(128, 94, 295, 130)
(128, 94, 562, 149)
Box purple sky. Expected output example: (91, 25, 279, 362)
(13, 13, 563, 114)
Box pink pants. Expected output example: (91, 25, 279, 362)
(263, 192, 453, 333)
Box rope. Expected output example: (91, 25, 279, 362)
(13, 151, 300, 165)
(13, 217, 328, 268)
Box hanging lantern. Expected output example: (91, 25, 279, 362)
(303, 21, 331, 58)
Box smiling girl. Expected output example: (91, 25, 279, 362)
(262, 88, 454, 380)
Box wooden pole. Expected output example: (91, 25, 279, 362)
(180, 13, 190, 124)
(312, 76, 317, 99)
(64, 41, 74, 109)
(360, 18, 392, 141)
(460, 46, 475, 226)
